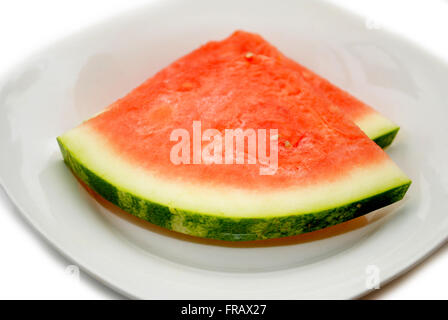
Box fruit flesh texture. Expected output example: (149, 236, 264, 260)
(200, 31, 399, 147)
(87, 44, 389, 190)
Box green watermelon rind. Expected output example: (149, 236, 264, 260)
(57, 137, 410, 242)
(372, 127, 400, 149)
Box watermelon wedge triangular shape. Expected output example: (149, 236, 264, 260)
(57, 31, 411, 241)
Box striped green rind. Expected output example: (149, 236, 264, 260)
(372, 127, 400, 149)
(57, 137, 411, 241)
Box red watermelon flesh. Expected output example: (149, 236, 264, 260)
(193, 31, 400, 147)
(89, 47, 384, 189)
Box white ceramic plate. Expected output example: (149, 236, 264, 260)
(1, 0, 448, 299)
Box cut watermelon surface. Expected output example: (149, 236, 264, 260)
(57, 32, 411, 241)
(206, 31, 400, 148)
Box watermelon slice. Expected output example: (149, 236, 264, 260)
(57, 32, 411, 241)
(205, 31, 400, 148)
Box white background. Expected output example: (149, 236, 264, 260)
(0, 0, 447, 299)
